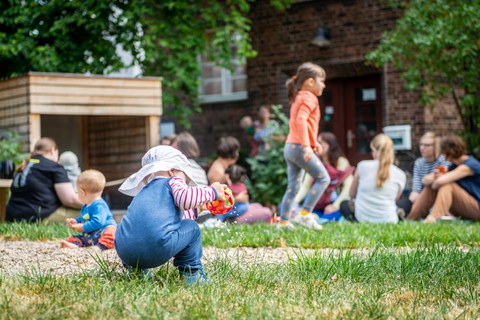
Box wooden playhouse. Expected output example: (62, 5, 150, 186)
(0, 72, 162, 208)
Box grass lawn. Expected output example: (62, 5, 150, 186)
(1, 221, 479, 319)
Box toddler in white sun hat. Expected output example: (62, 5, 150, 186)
(114, 145, 227, 286)
(59, 151, 81, 192)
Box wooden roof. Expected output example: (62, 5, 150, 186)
(0, 72, 162, 116)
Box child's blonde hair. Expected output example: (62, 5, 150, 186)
(286, 62, 326, 104)
(77, 169, 106, 194)
(370, 134, 394, 188)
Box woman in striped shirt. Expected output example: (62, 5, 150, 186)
(398, 132, 449, 217)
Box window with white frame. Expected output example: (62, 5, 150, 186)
(199, 52, 247, 103)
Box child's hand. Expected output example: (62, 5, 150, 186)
(211, 182, 227, 201)
(303, 146, 313, 162)
(70, 223, 85, 233)
(65, 218, 76, 227)
(433, 165, 447, 180)
(197, 203, 208, 212)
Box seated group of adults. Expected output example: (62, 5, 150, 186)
(340, 133, 480, 223)
(6, 132, 479, 225)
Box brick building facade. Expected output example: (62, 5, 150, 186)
(189, 0, 463, 171)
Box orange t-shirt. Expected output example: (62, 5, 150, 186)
(286, 90, 320, 147)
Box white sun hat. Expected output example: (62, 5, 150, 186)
(119, 145, 198, 197)
(59, 151, 80, 171)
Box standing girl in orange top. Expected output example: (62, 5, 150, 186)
(277, 62, 330, 230)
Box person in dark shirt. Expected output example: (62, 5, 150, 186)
(408, 135, 480, 222)
(6, 137, 82, 223)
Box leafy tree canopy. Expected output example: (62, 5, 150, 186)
(367, 0, 480, 151)
(0, 0, 292, 127)
(0, 1, 144, 76)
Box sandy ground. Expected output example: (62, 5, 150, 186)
(0, 240, 322, 277)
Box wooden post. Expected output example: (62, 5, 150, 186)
(146, 116, 160, 149)
(29, 114, 41, 149)
(81, 116, 89, 170)
(0, 179, 12, 222)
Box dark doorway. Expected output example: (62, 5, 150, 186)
(320, 75, 382, 165)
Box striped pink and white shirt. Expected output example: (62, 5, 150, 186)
(168, 176, 217, 220)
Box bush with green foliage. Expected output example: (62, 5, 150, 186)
(0, 0, 293, 128)
(0, 131, 26, 164)
(246, 105, 289, 207)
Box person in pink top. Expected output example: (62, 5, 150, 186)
(277, 62, 330, 230)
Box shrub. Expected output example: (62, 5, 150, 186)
(0, 131, 26, 164)
(246, 104, 289, 207)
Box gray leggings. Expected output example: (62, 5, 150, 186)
(279, 143, 330, 220)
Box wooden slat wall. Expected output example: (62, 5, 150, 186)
(28, 73, 162, 116)
(0, 72, 162, 190)
(86, 116, 146, 181)
(0, 76, 32, 150)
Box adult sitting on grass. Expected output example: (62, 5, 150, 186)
(341, 133, 406, 223)
(6, 137, 82, 223)
(407, 135, 480, 223)
(396, 132, 449, 217)
(170, 132, 209, 186)
(295, 132, 354, 220)
(207, 136, 240, 184)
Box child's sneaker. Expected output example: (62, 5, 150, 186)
(184, 270, 211, 286)
(292, 210, 323, 230)
(275, 220, 295, 230)
(289, 203, 300, 220)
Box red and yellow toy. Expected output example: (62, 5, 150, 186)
(206, 187, 235, 215)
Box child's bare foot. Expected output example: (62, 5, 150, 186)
(60, 240, 78, 248)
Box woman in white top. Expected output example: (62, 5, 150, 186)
(348, 133, 406, 223)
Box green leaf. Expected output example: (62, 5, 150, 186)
(366, 0, 480, 152)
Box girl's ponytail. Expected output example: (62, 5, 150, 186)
(16, 153, 32, 173)
(16, 137, 57, 173)
(286, 75, 298, 104)
(371, 134, 394, 188)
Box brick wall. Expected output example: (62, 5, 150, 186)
(190, 0, 463, 166)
